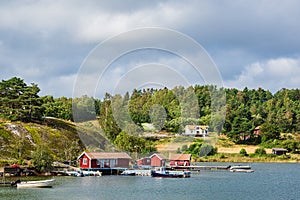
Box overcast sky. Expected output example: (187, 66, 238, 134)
(1, 0, 300, 98)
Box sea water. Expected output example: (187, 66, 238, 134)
(1, 163, 300, 200)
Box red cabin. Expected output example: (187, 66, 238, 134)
(150, 154, 167, 167)
(78, 152, 132, 169)
(137, 157, 151, 167)
(169, 154, 191, 166)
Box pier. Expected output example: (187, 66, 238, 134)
(171, 165, 231, 172)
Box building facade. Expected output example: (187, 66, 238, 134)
(184, 125, 209, 137)
(78, 152, 132, 169)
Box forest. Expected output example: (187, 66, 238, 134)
(1, 77, 300, 155)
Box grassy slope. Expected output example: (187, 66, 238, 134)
(156, 134, 300, 163)
(0, 118, 113, 165)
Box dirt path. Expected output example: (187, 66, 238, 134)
(217, 145, 272, 154)
(156, 142, 193, 153)
(156, 141, 272, 154)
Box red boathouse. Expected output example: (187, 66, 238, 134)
(169, 154, 191, 167)
(78, 152, 132, 169)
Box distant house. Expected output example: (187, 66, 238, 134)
(184, 125, 209, 137)
(254, 126, 261, 135)
(272, 148, 288, 156)
(78, 152, 131, 169)
(169, 154, 191, 166)
(150, 153, 167, 167)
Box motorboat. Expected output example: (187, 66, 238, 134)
(229, 165, 251, 170)
(121, 170, 136, 176)
(14, 179, 55, 188)
(151, 167, 191, 178)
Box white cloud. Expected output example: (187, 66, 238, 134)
(225, 57, 300, 92)
(41, 73, 77, 97)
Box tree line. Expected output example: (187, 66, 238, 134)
(1, 77, 300, 152)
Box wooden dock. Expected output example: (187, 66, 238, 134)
(171, 165, 231, 171)
(0, 182, 13, 187)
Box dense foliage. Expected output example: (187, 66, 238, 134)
(0, 77, 44, 122)
(1, 77, 300, 154)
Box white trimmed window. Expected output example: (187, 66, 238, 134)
(83, 158, 87, 165)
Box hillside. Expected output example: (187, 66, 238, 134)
(0, 118, 114, 165)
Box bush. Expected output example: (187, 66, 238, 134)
(255, 147, 267, 156)
(219, 154, 226, 159)
(281, 140, 299, 153)
(239, 148, 248, 156)
(181, 144, 188, 152)
(199, 144, 217, 157)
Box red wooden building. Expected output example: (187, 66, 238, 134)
(136, 157, 151, 167)
(78, 152, 131, 169)
(136, 153, 167, 167)
(150, 154, 167, 167)
(169, 154, 191, 166)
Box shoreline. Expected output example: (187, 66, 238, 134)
(192, 154, 300, 163)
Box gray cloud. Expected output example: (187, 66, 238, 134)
(0, 0, 299, 97)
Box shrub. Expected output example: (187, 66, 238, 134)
(199, 144, 217, 157)
(181, 144, 188, 152)
(239, 148, 248, 156)
(219, 154, 226, 159)
(255, 147, 267, 156)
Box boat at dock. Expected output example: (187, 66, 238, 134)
(81, 171, 102, 176)
(151, 167, 191, 178)
(14, 179, 55, 188)
(229, 165, 251, 170)
(120, 169, 151, 176)
(230, 169, 254, 173)
(121, 170, 136, 176)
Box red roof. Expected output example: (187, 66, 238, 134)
(254, 126, 261, 130)
(169, 154, 191, 161)
(150, 153, 167, 160)
(78, 152, 131, 160)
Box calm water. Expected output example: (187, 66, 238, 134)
(1, 163, 300, 200)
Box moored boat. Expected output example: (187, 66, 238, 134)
(151, 167, 191, 178)
(229, 165, 251, 170)
(121, 170, 136, 176)
(15, 179, 55, 188)
(230, 169, 254, 173)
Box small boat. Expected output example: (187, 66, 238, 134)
(15, 179, 55, 188)
(81, 171, 102, 176)
(151, 167, 191, 178)
(121, 170, 136, 176)
(66, 171, 84, 177)
(230, 169, 254, 173)
(229, 165, 251, 170)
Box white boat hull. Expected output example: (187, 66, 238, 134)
(17, 179, 55, 188)
(229, 165, 251, 170)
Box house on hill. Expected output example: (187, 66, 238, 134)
(169, 153, 191, 166)
(78, 152, 132, 169)
(253, 126, 261, 135)
(184, 125, 209, 137)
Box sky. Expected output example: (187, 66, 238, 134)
(0, 0, 300, 98)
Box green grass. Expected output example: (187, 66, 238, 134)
(0, 118, 114, 165)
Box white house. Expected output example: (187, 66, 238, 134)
(183, 125, 209, 137)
